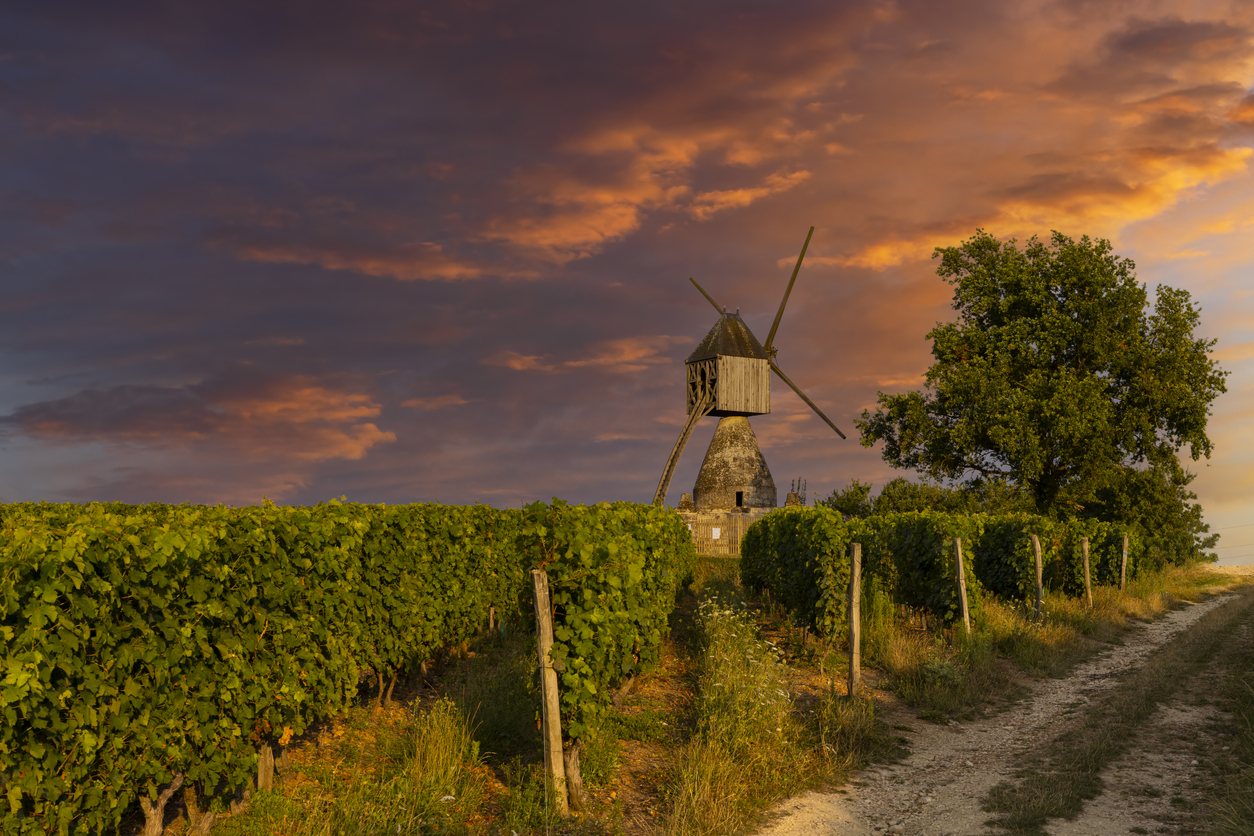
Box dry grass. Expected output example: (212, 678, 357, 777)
(865, 564, 1236, 720)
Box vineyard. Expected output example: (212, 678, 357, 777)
(2, 499, 1227, 836)
(0, 499, 694, 835)
(740, 507, 1142, 638)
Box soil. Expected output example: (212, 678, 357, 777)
(754, 566, 1254, 836)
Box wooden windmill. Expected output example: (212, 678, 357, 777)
(653, 227, 846, 509)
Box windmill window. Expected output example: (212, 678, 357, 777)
(736, 491, 744, 507)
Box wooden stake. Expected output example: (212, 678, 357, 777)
(1121, 534, 1129, 591)
(955, 537, 970, 633)
(1081, 536, 1093, 610)
(1030, 534, 1043, 621)
(848, 542, 862, 697)
(531, 569, 569, 815)
(257, 742, 274, 792)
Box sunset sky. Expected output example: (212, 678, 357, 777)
(2, 1, 1253, 562)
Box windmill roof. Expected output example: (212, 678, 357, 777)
(686, 313, 770, 363)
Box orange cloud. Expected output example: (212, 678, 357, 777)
(483, 350, 560, 372)
(2, 373, 396, 463)
(1211, 341, 1254, 362)
(689, 170, 811, 220)
(488, 336, 688, 374)
(563, 336, 690, 373)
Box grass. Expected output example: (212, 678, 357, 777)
(1211, 619, 1254, 835)
(980, 582, 1254, 836)
(175, 560, 1242, 836)
(862, 564, 1232, 721)
(209, 698, 493, 836)
(662, 589, 883, 836)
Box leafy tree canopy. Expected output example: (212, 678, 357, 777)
(1082, 458, 1218, 566)
(856, 230, 1227, 517)
(819, 476, 1031, 519)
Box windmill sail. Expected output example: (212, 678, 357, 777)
(769, 360, 846, 439)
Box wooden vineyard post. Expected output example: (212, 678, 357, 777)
(848, 542, 862, 697)
(955, 537, 970, 633)
(1081, 536, 1093, 610)
(1030, 534, 1044, 621)
(531, 569, 569, 815)
(1121, 534, 1129, 591)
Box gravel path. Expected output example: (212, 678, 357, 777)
(754, 569, 1251, 836)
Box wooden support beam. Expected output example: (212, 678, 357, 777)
(1031, 534, 1044, 621)
(531, 569, 569, 815)
(1121, 534, 1129, 591)
(955, 537, 970, 633)
(1081, 536, 1093, 610)
(848, 542, 862, 696)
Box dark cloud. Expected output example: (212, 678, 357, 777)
(1, 366, 395, 462)
(0, 0, 1251, 509)
(1050, 17, 1252, 98)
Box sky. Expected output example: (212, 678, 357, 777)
(2, 1, 1253, 562)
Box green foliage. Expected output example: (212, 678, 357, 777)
(818, 476, 1032, 519)
(975, 515, 1142, 601)
(0, 501, 528, 835)
(1081, 459, 1216, 567)
(856, 512, 986, 624)
(857, 230, 1227, 515)
(521, 500, 695, 741)
(740, 506, 855, 637)
(741, 508, 985, 632)
(742, 507, 1150, 634)
(819, 479, 874, 518)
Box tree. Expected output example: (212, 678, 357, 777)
(818, 475, 1032, 518)
(1082, 458, 1218, 566)
(856, 230, 1227, 517)
(820, 478, 874, 518)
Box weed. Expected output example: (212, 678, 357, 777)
(605, 708, 671, 744)
(208, 699, 490, 836)
(818, 692, 876, 768)
(662, 594, 803, 836)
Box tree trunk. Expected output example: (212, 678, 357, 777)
(139, 773, 184, 836)
(373, 669, 385, 715)
(563, 741, 587, 813)
(385, 671, 398, 707)
(185, 784, 217, 836)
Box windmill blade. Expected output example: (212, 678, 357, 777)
(654, 391, 715, 506)
(689, 277, 726, 316)
(769, 359, 846, 439)
(764, 226, 815, 353)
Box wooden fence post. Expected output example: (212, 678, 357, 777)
(955, 537, 970, 633)
(531, 569, 569, 815)
(1030, 534, 1043, 621)
(1120, 534, 1128, 591)
(1081, 536, 1093, 610)
(848, 542, 862, 697)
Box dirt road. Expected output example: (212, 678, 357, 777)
(755, 567, 1254, 836)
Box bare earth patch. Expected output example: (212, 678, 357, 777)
(754, 570, 1253, 836)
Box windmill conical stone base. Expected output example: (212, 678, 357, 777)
(693, 416, 777, 510)
(676, 416, 778, 555)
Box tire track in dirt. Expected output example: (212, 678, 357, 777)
(753, 574, 1252, 836)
